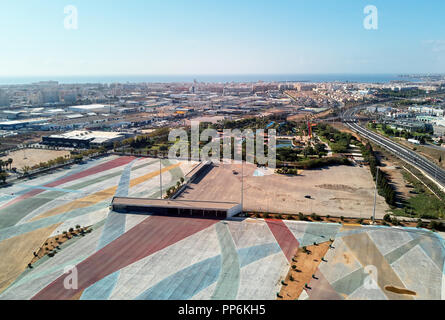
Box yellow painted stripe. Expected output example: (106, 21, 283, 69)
(0, 223, 61, 294)
(342, 223, 362, 227)
(31, 163, 181, 222)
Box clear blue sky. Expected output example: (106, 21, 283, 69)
(0, 0, 444, 76)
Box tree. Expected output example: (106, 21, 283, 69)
(7, 158, 13, 170)
(0, 160, 4, 172)
(0, 172, 8, 184)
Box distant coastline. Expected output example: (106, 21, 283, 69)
(0, 74, 425, 85)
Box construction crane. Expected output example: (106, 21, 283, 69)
(304, 114, 316, 140)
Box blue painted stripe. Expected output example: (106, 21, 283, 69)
(211, 223, 240, 300)
(95, 160, 136, 251)
(14, 159, 108, 196)
(238, 243, 281, 267)
(81, 271, 120, 300)
(300, 223, 340, 247)
(20, 185, 81, 193)
(135, 242, 282, 300)
(0, 201, 109, 241)
(136, 255, 222, 300)
(80, 160, 137, 300)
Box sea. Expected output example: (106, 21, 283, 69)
(0, 74, 423, 86)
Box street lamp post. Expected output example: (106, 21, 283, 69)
(372, 167, 379, 224)
(159, 157, 163, 199)
(241, 159, 244, 214)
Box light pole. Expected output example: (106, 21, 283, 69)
(159, 157, 163, 199)
(241, 159, 244, 213)
(372, 167, 379, 224)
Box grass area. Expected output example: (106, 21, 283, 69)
(364, 141, 445, 220)
(391, 168, 445, 220)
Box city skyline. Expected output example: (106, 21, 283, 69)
(1, 0, 445, 77)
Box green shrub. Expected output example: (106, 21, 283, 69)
(429, 220, 443, 231)
(311, 213, 321, 221)
(417, 219, 424, 228)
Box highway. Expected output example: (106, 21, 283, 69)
(342, 105, 445, 189)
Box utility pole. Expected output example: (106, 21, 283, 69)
(372, 167, 379, 224)
(159, 157, 163, 199)
(241, 159, 244, 213)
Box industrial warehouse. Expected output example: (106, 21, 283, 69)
(42, 130, 129, 148)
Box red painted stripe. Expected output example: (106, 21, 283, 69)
(0, 156, 135, 209)
(32, 216, 219, 300)
(266, 219, 299, 262)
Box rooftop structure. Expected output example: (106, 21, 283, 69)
(68, 104, 114, 114)
(112, 197, 242, 218)
(42, 130, 128, 148)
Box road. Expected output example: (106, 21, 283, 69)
(342, 105, 445, 190)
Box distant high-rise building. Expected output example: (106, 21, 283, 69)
(41, 88, 60, 103)
(0, 89, 10, 107)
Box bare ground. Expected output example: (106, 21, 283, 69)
(0, 149, 70, 170)
(178, 162, 390, 219)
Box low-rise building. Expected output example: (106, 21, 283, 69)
(42, 130, 130, 149)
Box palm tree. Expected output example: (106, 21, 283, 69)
(7, 158, 13, 170)
(0, 160, 4, 172)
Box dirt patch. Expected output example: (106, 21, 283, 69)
(277, 241, 332, 300)
(316, 184, 358, 193)
(29, 226, 92, 265)
(0, 149, 70, 171)
(179, 162, 390, 219)
(384, 286, 417, 296)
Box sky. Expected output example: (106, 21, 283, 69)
(0, 0, 444, 76)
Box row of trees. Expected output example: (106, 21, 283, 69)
(315, 124, 353, 154)
(360, 142, 397, 206)
(370, 123, 432, 141)
(276, 143, 328, 163)
(21, 148, 107, 175)
(276, 157, 351, 174)
(165, 177, 185, 198)
(26, 155, 73, 172)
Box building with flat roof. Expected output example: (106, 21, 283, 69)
(42, 130, 129, 148)
(68, 104, 114, 114)
(0, 118, 50, 130)
(112, 197, 242, 219)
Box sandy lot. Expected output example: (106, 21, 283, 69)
(178, 162, 390, 219)
(0, 149, 70, 170)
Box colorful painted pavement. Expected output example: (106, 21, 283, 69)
(0, 156, 444, 300)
